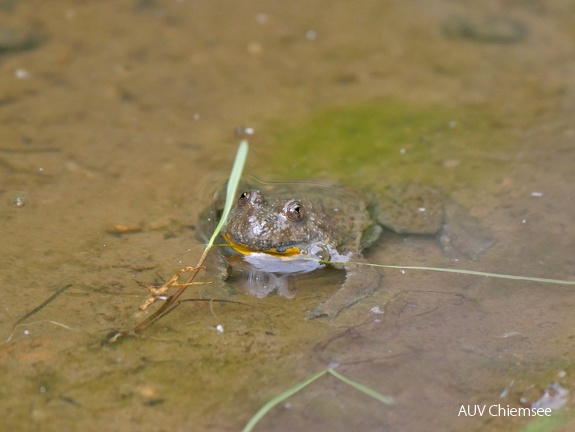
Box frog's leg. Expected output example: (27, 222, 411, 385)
(439, 201, 495, 260)
(373, 184, 494, 259)
(371, 184, 444, 235)
(308, 257, 381, 319)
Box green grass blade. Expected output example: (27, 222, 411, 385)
(206, 140, 249, 250)
(242, 368, 393, 431)
(314, 258, 575, 286)
(328, 368, 394, 405)
(371, 264, 575, 285)
(242, 369, 328, 432)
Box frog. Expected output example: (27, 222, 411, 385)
(198, 179, 493, 319)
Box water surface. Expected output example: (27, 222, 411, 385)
(1, 1, 574, 431)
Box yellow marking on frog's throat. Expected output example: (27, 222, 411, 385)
(223, 233, 301, 257)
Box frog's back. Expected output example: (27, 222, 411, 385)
(269, 182, 380, 254)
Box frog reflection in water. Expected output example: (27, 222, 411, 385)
(201, 181, 493, 319)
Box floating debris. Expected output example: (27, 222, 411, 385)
(107, 224, 143, 234)
(531, 383, 569, 411)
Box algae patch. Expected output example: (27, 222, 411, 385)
(268, 100, 511, 190)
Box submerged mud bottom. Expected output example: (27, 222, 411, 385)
(2, 1, 574, 431)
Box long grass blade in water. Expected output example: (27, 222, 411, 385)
(242, 369, 328, 432)
(242, 368, 393, 432)
(206, 139, 249, 249)
(314, 258, 575, 286)
(328, 368, 394, 405)
(363, 263, 575, 285)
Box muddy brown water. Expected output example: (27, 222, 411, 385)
(1, 1, 574, 431)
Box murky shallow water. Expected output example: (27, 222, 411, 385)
(1, 1, 574, 431)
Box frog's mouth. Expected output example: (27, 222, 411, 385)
(223, 233, 302, 257)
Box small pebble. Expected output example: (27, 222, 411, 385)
(305, 30, 317, 41)
(247, 42, 262, 56)
(15, 68, 29, 79)
(256, 13, 268, 24)
(234, 127, 255, 137)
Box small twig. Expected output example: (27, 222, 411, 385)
(108, 141, 249, 343)
(137, 266, 212, 311)
(109, 249, 212, 342)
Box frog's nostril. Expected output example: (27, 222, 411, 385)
(250, 190, 266, 205)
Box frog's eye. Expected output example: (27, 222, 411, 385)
(286, 201, 306, 222)
(237, 191, 250, 206)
